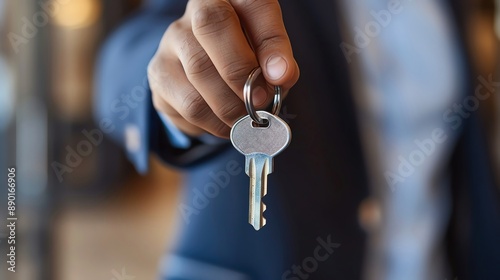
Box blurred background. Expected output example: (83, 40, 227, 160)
(0, 1, 182, 280)
(0, 1, 498, 280)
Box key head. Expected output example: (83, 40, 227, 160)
(231, 111, 291, 157)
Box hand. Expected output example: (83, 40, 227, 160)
(148, 0, 299, 138)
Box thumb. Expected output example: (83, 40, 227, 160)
(230, 0, 300, 90)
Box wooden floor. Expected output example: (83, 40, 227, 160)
(54, 158, 182, 280)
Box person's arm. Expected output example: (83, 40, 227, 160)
(94, 0, 228, 173)
(95, 0, 300, 173)
(147, 0, 299, 140)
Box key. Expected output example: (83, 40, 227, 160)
(230, 111, 291, 230)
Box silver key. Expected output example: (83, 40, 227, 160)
(230, 110, 291, 230)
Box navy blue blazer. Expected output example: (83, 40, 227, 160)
(95, 0, 500, 279)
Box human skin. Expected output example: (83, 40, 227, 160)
(148, 0, 300, 138)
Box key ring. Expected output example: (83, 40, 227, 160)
(244, 67, 282, 125)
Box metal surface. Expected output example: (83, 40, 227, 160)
(243, 67, 282, 124)
(230, 112, 291, 230)
(231, 111, 291, 156)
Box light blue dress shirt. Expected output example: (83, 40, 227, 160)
(340, 0, 465, 279)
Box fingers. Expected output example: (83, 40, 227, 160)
(148, 57, 231, 138)
(188, 0, 264, 101)
(149, 0, 299, 140)
(187, 0, 298, 100)
(229, 0, 299, 90)
(169, 23, 249, 126)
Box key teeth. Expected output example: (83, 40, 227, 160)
(261, 203, 267, 229)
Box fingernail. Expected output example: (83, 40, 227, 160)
(266, 56, 287, 81)
(253, 86, 267, 107)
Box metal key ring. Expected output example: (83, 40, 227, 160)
(244, 67, 282, 125)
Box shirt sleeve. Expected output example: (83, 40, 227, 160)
(158, 112, 191, 149)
